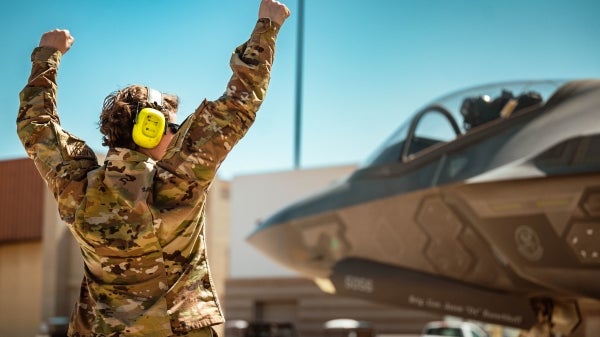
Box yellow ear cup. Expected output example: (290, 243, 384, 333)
(132, 107, 166, 148)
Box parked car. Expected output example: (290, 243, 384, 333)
(225, 320, 298, 337)
(421, 320, 489, 337)
(323, 318, 375, 337)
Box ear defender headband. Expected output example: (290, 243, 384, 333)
(132, 87, 166, 149)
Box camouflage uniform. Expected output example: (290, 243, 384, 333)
(17, 19, 281, 337)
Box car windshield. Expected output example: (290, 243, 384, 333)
(361, 80, 566, 167)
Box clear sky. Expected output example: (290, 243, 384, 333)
(3, 0, 600, 180)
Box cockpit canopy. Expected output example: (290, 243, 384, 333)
(363, 80, 565, 167)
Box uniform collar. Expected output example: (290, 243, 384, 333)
(106, 147, 156, 164)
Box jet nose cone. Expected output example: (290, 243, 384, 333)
(246, 201, 346, 279)
(246, 208, 309, 275)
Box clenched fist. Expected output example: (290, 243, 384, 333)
(39, 29, 75, 55)
(258, 0, 291, 26)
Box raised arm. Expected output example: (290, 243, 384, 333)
(17, 29, 98, 223)
(158, 0, 290, 185)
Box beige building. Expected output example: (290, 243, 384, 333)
(0, 158, 45, 337)
(1, 158, 599, 337)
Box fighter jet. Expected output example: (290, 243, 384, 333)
(247, 79, 600, 337)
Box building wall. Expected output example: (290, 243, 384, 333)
(0, 240, 44, 337)
(205, 178, 232, 337)
(206, 178, 231, 301)
(0, 158, 44, 242)
(0, 158, 46, 337)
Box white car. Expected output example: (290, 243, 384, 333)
(421, 321, 489, 337)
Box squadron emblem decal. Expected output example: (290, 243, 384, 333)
(515, 225, 544, 261)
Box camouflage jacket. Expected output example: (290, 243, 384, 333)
(17, 19, 281, 337)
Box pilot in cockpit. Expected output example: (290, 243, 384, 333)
(460, 90, 543, 131)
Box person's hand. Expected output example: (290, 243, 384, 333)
(39, 29, 75, 55)
(258, 0, 290, 27)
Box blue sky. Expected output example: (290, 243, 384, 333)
(3, 0, 600, 180)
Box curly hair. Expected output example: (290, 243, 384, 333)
(99, 85, 179, 148)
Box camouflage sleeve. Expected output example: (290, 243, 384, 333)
(158, 18, 281, 185)
(17, 47, 99, 223)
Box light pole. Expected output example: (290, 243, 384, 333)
(294, 0, 304, 169)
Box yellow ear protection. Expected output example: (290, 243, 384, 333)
(132, 87, 166, 149)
